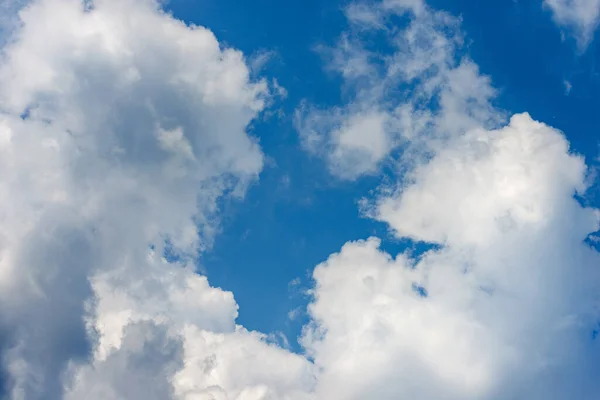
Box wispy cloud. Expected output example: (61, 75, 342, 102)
(544, 0, 600, 50)
(296, 0, 502, 179)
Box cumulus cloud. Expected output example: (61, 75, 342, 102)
(2, 0, 600, 399)
(0, 0, 314, 398)
(544, 0, 600, 49)
(295, 1, 600, 399)
(295, 0, 501, 179)
(303, 113, 600, 399)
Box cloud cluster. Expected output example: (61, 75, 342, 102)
(0, 0, 314, 398)
(295, 0, 501, 179)
(296, 0, 600, 398)
(1, 0, 599, 399)
(304, 113, 600, 399)
(544, 0, 600, 49)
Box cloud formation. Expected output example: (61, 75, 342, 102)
(1, 0, 599, 399)
(544, 0, 600, 49)
(296, 0, 600, 398)
(304, 113, 600, 399)
(0, 0, 314, 398)
(295, 0, 501, 179)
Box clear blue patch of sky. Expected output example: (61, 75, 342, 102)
(166, 0, 600, 350)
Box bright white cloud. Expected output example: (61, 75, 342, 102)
(544, 0, 600, 49)
(303, 113, 600, 399)
(295, 1, 600, 399)
(2, 0, 600, 399)
(0, 0, 315, 399)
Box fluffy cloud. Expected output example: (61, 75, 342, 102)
(295, 0, 501, 179)
(2, 0, 600, 399)
(304, 113, 600, 399)
(0, 0, 315, 399)
(296, 1, 600, 399)
(544, 0, 600, 49)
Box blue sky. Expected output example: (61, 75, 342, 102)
(1, 0, 600, 398)
(166, 0, 400, 339)
(164, 0, 600, 344)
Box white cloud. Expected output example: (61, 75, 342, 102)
(2, 0, 600, 399)
(295, 1, 600, 399)
(303, 114, 600, 399)
(295, 0, 502, 179)
(0, 0, 315, 399)
(544, 0, 600, 49)
(376, 113, 591, 245)
(329, 111, 390, 178)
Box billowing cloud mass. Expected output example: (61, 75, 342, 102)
(297, 0, 600, 399)
(304, 113, 600, 399)
(544, 0, 600, 48)
(0, 0, 315, 398)
(1, 0, 600, 399)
